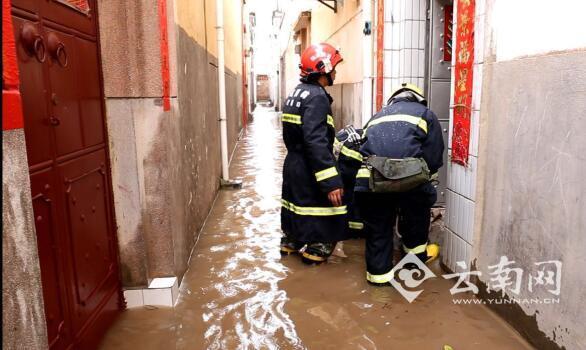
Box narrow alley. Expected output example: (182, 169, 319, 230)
(3, 0, 585, 349)
(99, 109, 532, 350)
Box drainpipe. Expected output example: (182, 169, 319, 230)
(216, 0, 242, 188)
(375, 0, 385, 111)
(362, 0, 374, 125)
(241, 1, 248, 129)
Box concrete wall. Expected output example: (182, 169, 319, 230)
(98, 0, 177, 287)
(2, 129, 49, 349)
(2, 1, 48, 346)
(174, 0, 242, 278)
(282, 31, 301, 109)
(203, 0, 244, 75)
(327, 82, 363, 130)
(310, 0, 365, 85)
(99, 0, 242, 287)
(455, 0, 586, 349)
(177, 0, 242, 161)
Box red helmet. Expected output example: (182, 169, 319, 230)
(299, 43, 343, 78)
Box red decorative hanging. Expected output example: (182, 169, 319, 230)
(451, 0, 475, 166)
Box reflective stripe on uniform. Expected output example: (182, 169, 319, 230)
(366, 114, 428, 133)
(403, 243, 427, 255)
(327, 115, 335, 128)
(366, 270, 393, 284)
(282, 113, 302, 124)
(348, 221, 364, 230)
(356, 167, 370, 178)
(281, 199, 347, 216)
(340, 145, 363, 162)
(315, 166, 338, 182)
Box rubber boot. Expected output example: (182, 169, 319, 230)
(301, 242, 335, 264)
(416, 243, 440, 264)
(406, 243, 440, 265)
(280, 236, 304, 255)
(401, 243, 440, 270)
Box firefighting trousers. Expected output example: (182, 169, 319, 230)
(355, 183, 437, 282)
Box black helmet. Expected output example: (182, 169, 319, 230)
(387, 83, 427, 106)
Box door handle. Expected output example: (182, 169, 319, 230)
(49, 116, 61, 126)
(47, 32, 68, 67)
(20, 23, 46, 63)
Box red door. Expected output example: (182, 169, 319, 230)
(11, 0, 122, 348)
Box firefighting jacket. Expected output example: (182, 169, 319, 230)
(280, 82, 350, 243)
(354, 96, 445, 192)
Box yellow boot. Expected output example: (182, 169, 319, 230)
(425, 243, 440, 264)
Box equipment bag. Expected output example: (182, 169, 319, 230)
(366, 156, 431, 193)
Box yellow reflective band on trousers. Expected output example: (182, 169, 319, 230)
(348, 221, 364, 230)
(281, 199, 347, 216)
(366, 270, 393, 284)
(366, 114, 428, 133)
(327, 115, 335, 128)
(403, 243, 427, 254)
(356, 167, 370, 178)
(282, 113, 302, 124)
(340, 146, 363, 162)
(315, 166, 338, 182)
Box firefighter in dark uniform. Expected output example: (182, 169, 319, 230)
(334, 126, 366, 238)
(354, 83, 444, 285)
(280, 43, 350, 264)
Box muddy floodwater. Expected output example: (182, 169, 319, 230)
(100, 109, 534, 350)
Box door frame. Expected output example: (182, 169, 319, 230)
(10, 0, 125, 347)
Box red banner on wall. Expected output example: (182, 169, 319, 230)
(3, 0, 24, 130)
(159, 0, 171, 111)
(451, 0, 475, 166)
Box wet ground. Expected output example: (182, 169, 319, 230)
(100, 108, 534, 350)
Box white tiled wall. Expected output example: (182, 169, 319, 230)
(441, 227, 472, 273)
(447, 156, 477, 201)
(445, 189, 475, 244)
(383, 0, 427, 99)
(443, 0, 486, 270)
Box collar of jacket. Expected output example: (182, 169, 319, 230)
(323, 86, 333, 104)
(317, 84, 334, 104)
(300, 79, 334, 105)
(388, 91, 425, 106)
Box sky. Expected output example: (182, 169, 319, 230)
(246, 0, 316, 74)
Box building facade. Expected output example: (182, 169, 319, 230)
(446, 1, 586, 349)
(2, 0, 246, 348)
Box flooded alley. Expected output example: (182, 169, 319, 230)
(99, 109, 533, 350)
(4, 0, 584, 348)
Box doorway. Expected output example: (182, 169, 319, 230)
(11, 0, 122, 348)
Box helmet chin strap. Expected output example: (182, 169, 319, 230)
(326, 73, 334, 86)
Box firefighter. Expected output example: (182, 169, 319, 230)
(334, 125, 366, 238)
(280, 43, 351, 264)
(354, 83, 444, 285)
